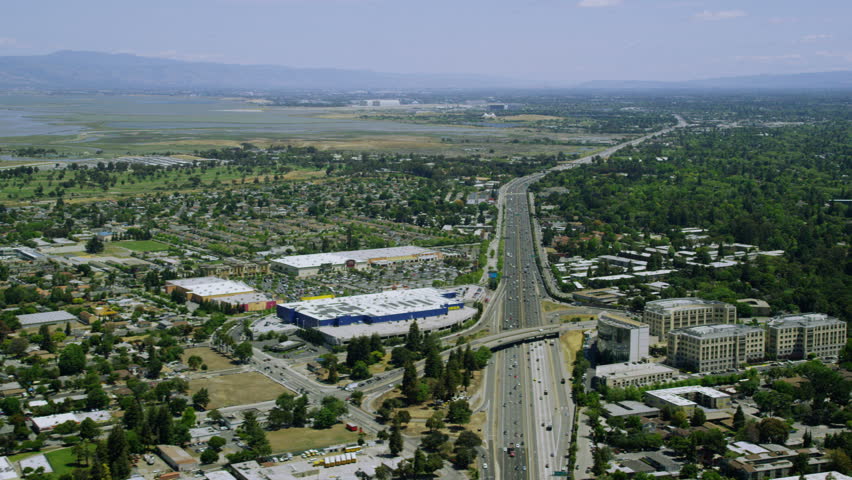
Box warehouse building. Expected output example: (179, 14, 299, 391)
(595, 362, 676, 389)
(644, 386, 731, 413)
(157, 445, 198, 472)
(597, 312, 650, 363)
(30, 410, 112, 433)
(270, 246, 442, 277)
(16, 310, 79, 328)
(766, 313, 847, 361)
(643, 298, 737, 337)
(667, 324, 765, 373)
(165, 277, 255, 303)
(277, 288, 464, 329)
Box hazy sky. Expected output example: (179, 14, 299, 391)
(3, 0, 850, 84)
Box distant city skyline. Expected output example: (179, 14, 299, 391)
(3, 0, 851, 84)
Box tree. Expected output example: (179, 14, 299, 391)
(401, 360, 421, 405)
(680, 463, 699, 479)
(691, 408, 706, 427)
(267, 407, 292, 429)
(671, 409, 690, 429)
(757, 418, 789, 444)
(733, 405, 746, 431)
(187, 355, 203, 370)
(200, 448, 219, 464)
(58, 344, 87, 375)
(79, 418, 100, 441)
(86, 236, 105, 254)
(389, 427, 403, 457)
(405, 321, 422, 354)
(107, 425, 131, 480)
(349, 391, 364, 407)
(350, 361, 371, 381)
(292, 396, 309, 428)
(446, 400, 472, 425)
(86, 388, 110, 410)
(234, 342, 253, 363)
(452, 446, 475, 469)
(455, 430, 482, 449)
(192, 388, 210, 410)
(426, 410, 445, 432)
(38, 324, 55, 353)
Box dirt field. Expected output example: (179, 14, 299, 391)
(541, 300, 572, 312)
(182, 347, 236, 371)
(559, 330, 585, 375)
(560, 313, 597, 323)
(267, 424, 361, 453)
(189, 372, 292, 409)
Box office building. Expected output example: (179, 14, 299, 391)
(766, 313, 847, 360)
(595, 362, 676, 388)
(597, 312, 650, 363)
(16, 310, 79, 328)
(643, 298, 737, 337)
(270, 246, 442, 277)
(667, 324, 765, 373)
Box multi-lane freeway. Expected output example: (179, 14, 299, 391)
(482, 114, 689, 479)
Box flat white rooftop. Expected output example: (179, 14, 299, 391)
(279, 288, 457, 321)
(771, 473, 851, 480)
(19, 455, 52, 474)
(671, 323, 762, 339)
(271, 246, 439, 270)
(768, 313, 843, 329)
(645, 386, 729, 407)
(645, 297, 730, 312)
(596, 362, 675, 378)
(0, 456, 18, 480)
(167, 277, 254, 297)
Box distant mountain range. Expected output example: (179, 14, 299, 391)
(0, 50, 850, 92)
(0, 51, 517, 91)
(574, 70, 852, 90)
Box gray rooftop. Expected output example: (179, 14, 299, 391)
(767, 313, 843, 329)
(645, 297, 732, 313)
(16, 310, 78, 327)
(271, 246, 439, 269)
(280, 288, 457, 321)
(669, 323, 762, 340)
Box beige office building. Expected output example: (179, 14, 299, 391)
(644, 298, 737, 338)
(667, 324, 765, 373)
(766, 313, 846, 360)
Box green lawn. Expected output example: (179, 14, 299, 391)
(114, 240, 170, 252)
(46, 447, 80, 476)
(267, 424, 360, 453)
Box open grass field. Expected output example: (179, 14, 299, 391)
(541, 300, 573, 312)
(45, 447, 80, 477)
(113, 240, 170, 252)
(189, 371, 292, 409)
(267, 423, 361, 453)
(182, 347, 237, 371)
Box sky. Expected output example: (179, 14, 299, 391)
(2, 0, 851, 84)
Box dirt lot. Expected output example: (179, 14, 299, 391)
(182, 347, 237, 371)
(559, 330, 585, 374)
(189, 372, 292, 409)
(267, 424, 361, 453)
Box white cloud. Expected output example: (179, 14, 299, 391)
(801, 34, 832, 43)
(578, 0, 622, 7)
(815, 50, 852, 62)
(0, 37, 19, 48)
(694, 9, 746, 21)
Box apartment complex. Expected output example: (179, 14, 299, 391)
(644, 298, 737, 337)
(766, 313, 847, 360)
(667, 324, 765, 373)
(644, 386, 731, 414)
(597, 312, 650, 363)
(723, 443, 831, 480)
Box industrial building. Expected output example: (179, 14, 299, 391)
(16, 310, 79, 328)
(597, 312, 650, 363)
(156, 445, 198, 472)
(29, 411, 112, 433)
(766, 313, 847, 360)
(165, 277, 255, 303)
(164, 276, 276, 312)
(644, 386, 731, 413)
(594, 362, 676, 389)
(270, 246, 442, 277)
(643, 298, 737, 337)
(667, 324, 765, 373)
(277, 288, 464, 329)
